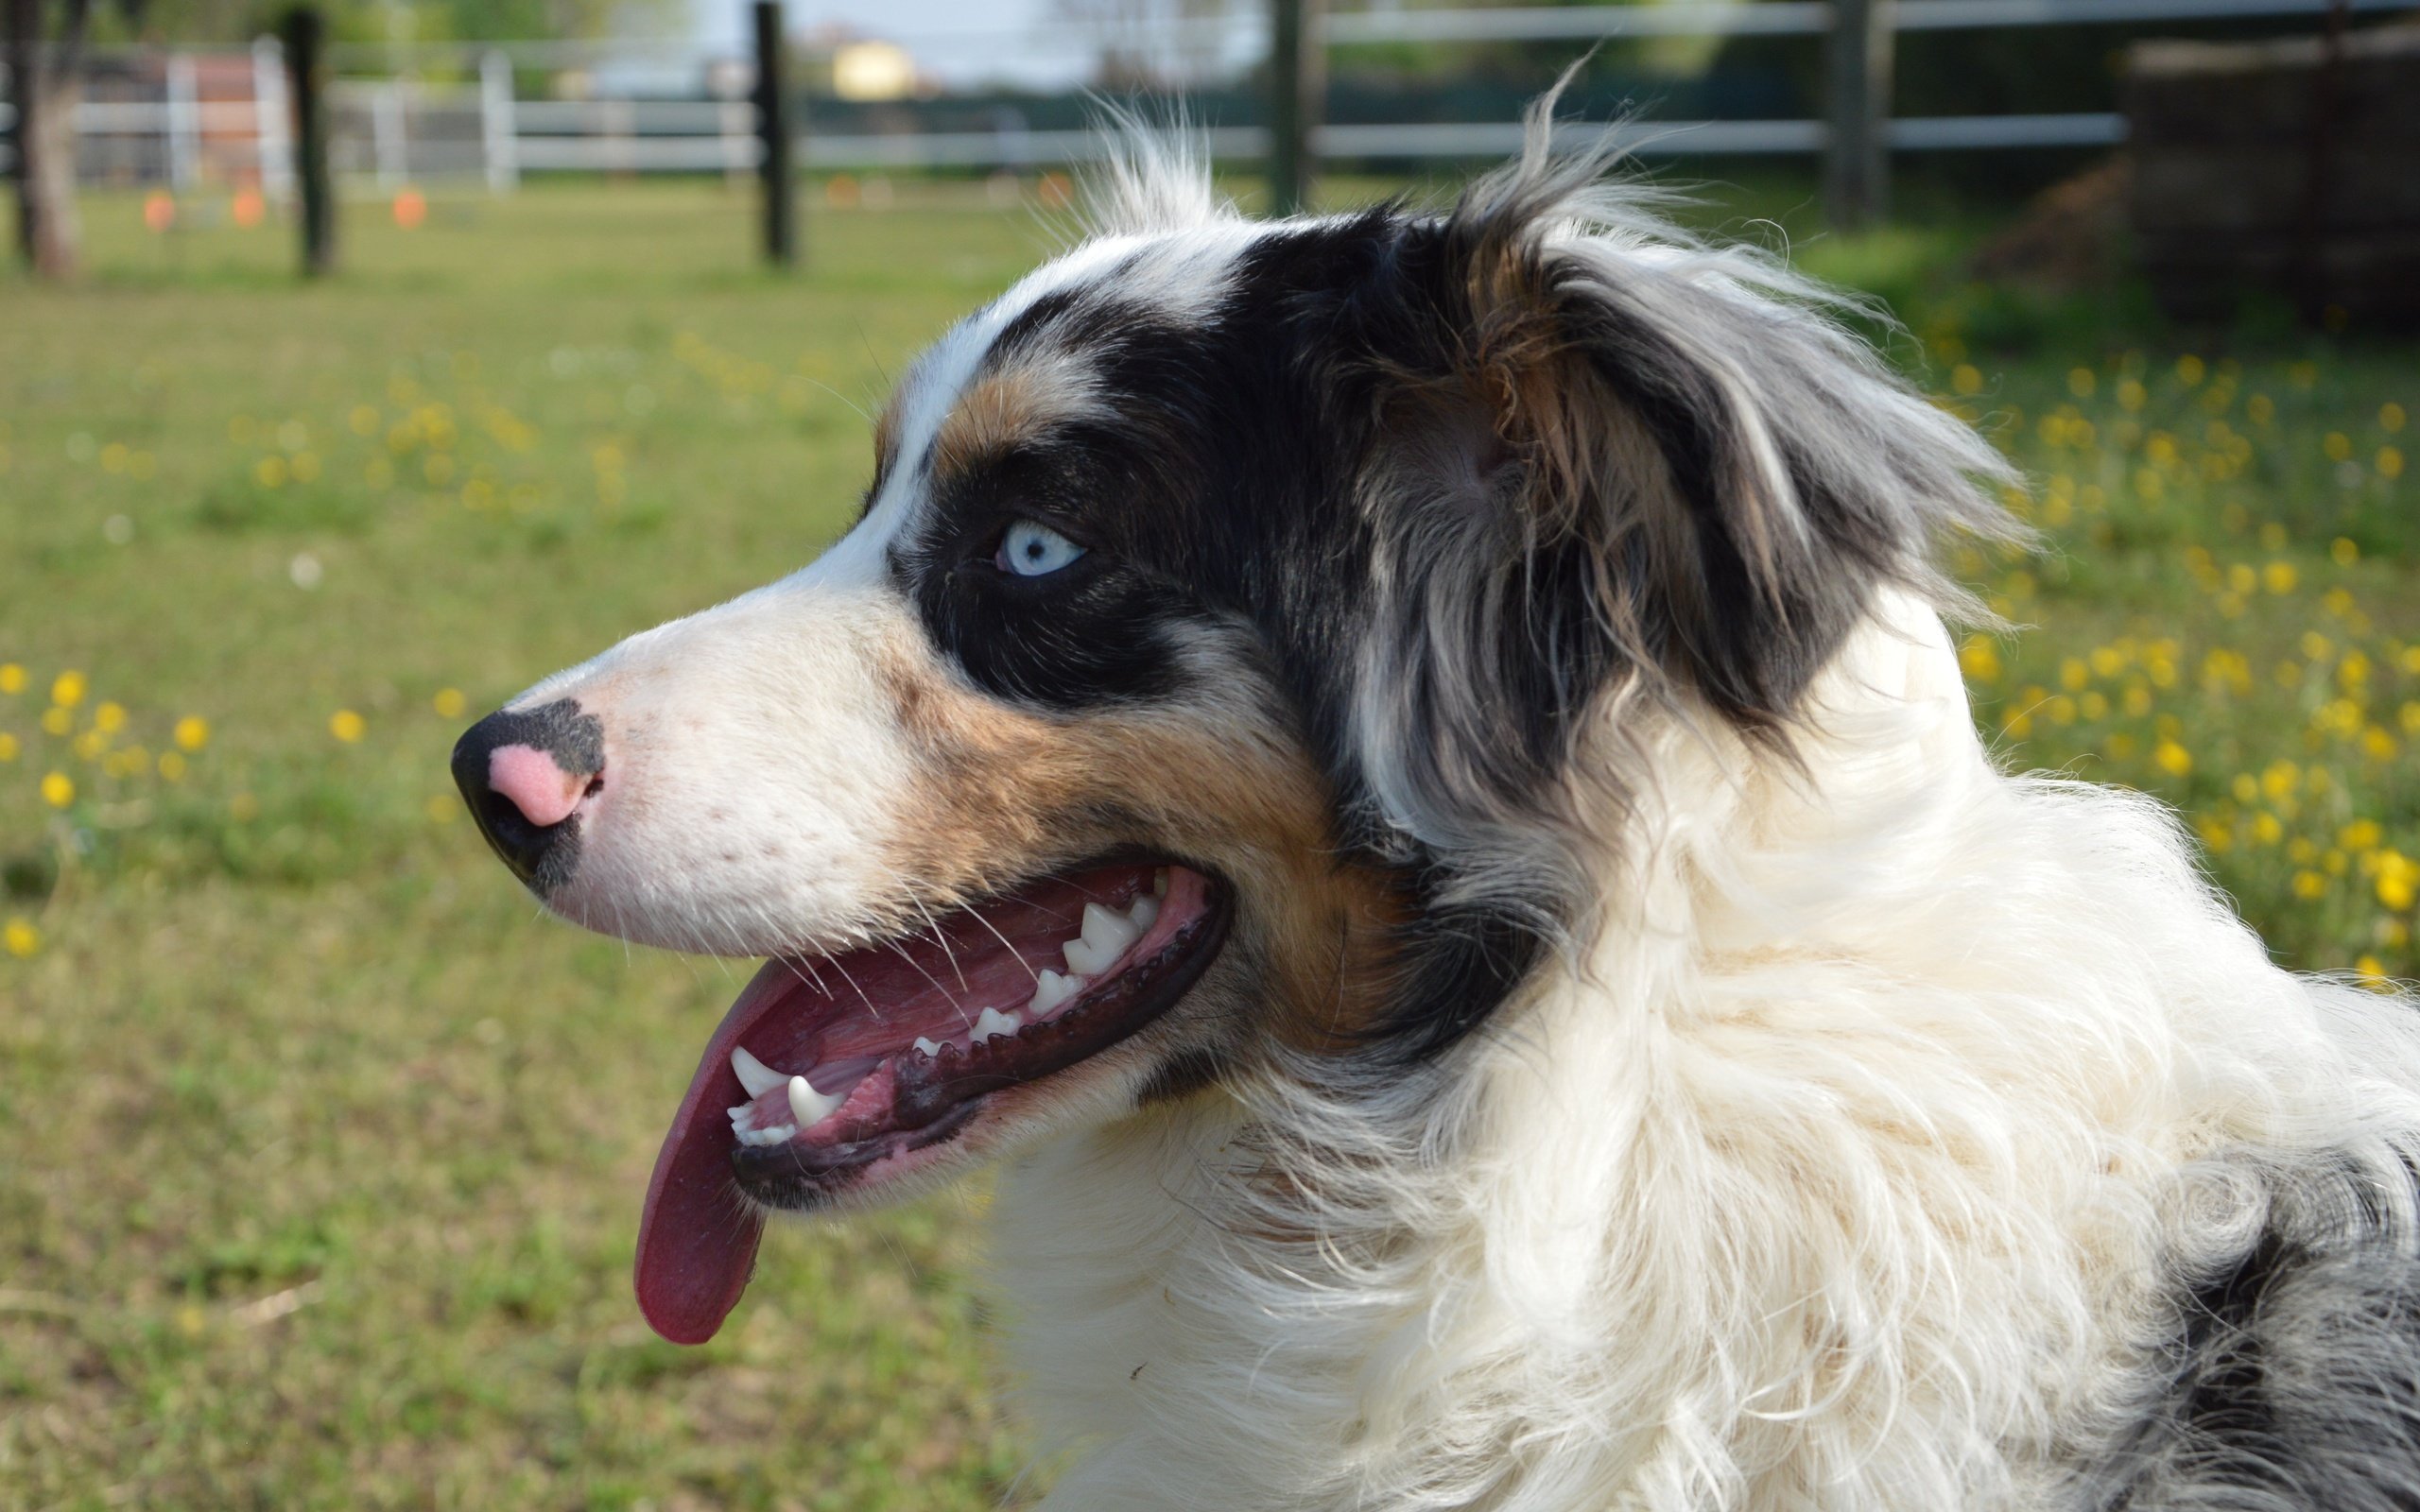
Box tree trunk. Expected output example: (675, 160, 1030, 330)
(8, 0, 88, 281)
(24, 68, 80, 277)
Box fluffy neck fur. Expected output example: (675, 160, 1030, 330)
(988, 593, 2420, 1511)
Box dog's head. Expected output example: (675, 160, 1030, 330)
(453, 121, 2014, 1344)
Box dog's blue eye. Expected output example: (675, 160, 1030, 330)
(997, 520, 1086, 577)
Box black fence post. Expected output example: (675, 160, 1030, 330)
(753, 0, 796, 268)
(283, 6, 333, 276)
(1825, 0, 1893, 232)
(1268, 0, 1322, 216)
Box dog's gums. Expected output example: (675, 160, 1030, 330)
(634, 862, 1231, 1345)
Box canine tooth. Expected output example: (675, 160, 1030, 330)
(788, 1074, 842, 1129)
(974, 1006, 1022, 1043)
(1029, 968, 1083, 1015)
(1128, 895, 1159, 931)
(730, 1045, 785, 1099)
(913, 1035, 942, 1057)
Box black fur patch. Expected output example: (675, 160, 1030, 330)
(2096, 1159, 2420, 1509)
(887, 171, 2008, 1060)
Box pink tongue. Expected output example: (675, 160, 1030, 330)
(634, 961, 793, 1345)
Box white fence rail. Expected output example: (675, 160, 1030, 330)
(0, 0, 2396, 183)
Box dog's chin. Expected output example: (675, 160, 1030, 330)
(632, 858, 1234, 1345)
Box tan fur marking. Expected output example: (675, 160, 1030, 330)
(871, 395, 906, 490)
(925, 360, 1094, 486)
(873, 644, 1405, 1057)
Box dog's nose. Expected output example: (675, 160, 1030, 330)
(451, 698, 606, 893)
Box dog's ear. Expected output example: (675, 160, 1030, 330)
(1335, 130, 2015, 1048)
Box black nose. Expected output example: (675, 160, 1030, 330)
(451, 698, 606, 894)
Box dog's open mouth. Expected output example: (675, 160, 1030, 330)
(635, 859, 1231, 1343)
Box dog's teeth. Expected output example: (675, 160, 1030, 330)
(1064, 902, 1139, 974)
(727, 1104, 754, 1130)
(787, 1074, 842, 1129)
(1029, 968, 1084, 1015)
(912, 1035, 942, 1057)
(737, 1123, 795, 1147)
(730, 1045, 785, 1099)
(1085, 901, 1142, 954)
(1152, 868, 1168, 898)
(973, 1006, 1022, 1043)
(1128, 894, 1159, 931)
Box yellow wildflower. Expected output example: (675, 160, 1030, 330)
(2253, 812, 2286, 846)
(93, 701, 126, 733)
(173, 715, 209, 751)
(2264, 561, 2297, 594)
(2380, 852, 2420, 911)
(50, 670, 85, 708)
(0, 733, 15, 762)
(40, 771, 73, 807)
(2381, 446, 2405, 481)
(2153, 740, 2193, 777)
(330, 710, 367, 744)
(0, 663, 22, 694)
(2, 919, 36, 958)
(2293, 870, 2328, 900)
(158, 750, 186, 782)
(432, 687, 469, 719)
(2385, 403, 2408, 433)
(2261, 761, 2299, 802)
(2343, 820, 2385, 851)
(2358, 956, 2394, 990)
(2331, 538, 2360, 566)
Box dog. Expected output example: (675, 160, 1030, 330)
(452, 105, 2420, 1510)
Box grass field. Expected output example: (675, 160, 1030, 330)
(2, 176, 2414, 1509)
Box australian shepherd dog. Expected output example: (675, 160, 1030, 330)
(452, 104, 2420, 1510)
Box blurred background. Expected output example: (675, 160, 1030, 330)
(3, 0, 2416, 1504)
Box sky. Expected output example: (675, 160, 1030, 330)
(689, 0, 1088, 88)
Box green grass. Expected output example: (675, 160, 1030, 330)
(2, 176, 2415, 1508)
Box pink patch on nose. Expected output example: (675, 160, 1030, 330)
(487, 744, 587, 829)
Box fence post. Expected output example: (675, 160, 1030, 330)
(753, 0, 796, 267)
(1268, 0, 1323, 215)
(372, 80, 406, 190)
(251, 34, 294, 203)
(165, 52, 199, 192)
(1825, 0, 1893, 231)
(282, 6, 333, 276)
(480, 49, 516, 195)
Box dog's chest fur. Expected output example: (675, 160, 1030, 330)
(987, 602, 2420, 1512)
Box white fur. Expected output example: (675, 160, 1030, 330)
(992, 594, 2420, 1510)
